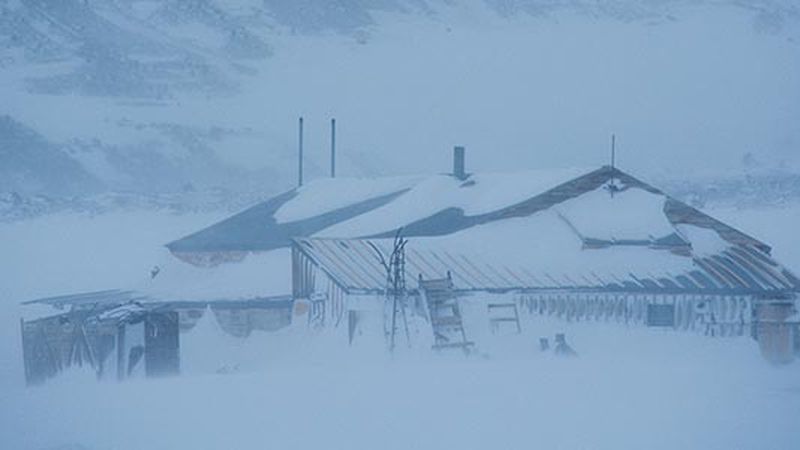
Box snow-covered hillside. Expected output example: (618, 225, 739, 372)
(2, 0, 799, 207)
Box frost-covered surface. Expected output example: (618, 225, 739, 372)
(167, 167, 595, 253)
(676, 224, 731, 257)
(317, 168, 588, 236)
(420, 212, 693, 282)
(2, 213, 289, 318)
(300, 179, 759, 290)
(300, 218, 732, 292)
(179, 306, 274, 375)
(556, 185, 674, 242)
(3, 313, 800, 450)
(2, 206, 800, 449)
(0, 211, 226, 303)
(274, 175, 420, 223)
(139, 248, 291, 301)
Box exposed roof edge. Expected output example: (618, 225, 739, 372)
(495, 166, 771, 254)
(166, 165, 773, 257)
(611, 168, 772, 254)
(166, 188, 408, 253)
(22, 289, 293, 309)
(294, 237, 799, 296)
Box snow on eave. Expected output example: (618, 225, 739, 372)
(22, 289, 294, 311)
(22, 248, 296, 311)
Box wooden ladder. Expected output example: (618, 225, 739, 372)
(488, 302, 522, 334)
(419, 274, 474, 354)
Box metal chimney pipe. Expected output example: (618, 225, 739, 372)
(453, 146, 466, 180)
(298, 116, 304, 187)
(331, 118, 336, 178)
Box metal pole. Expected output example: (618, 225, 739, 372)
(298, 116, 304, 187)
(611, 134, 616, 170)
(330, 118, 336, 178)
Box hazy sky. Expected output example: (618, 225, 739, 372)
(240, 7, 800, 180)
(3, 1, 799, 194)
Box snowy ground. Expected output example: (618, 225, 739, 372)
(1, 204, 800, 449)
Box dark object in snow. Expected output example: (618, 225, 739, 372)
(150, 265, 160, 279)
(216, 364, 240, 375)
(646, 304, 675, 327)
(539, 337, 550, 352)
(753, 299, 798, 365)
(453, 146, 468, 180)
(348, 310, 358, 345)
(554, 333, 577, 357)
(604, 179, 623, 196)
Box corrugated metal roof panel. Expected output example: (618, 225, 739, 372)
(294, 237, 800, 295)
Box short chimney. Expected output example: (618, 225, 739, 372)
(453, 146, 466, 180)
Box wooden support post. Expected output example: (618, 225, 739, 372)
(116, 324, 126, 382)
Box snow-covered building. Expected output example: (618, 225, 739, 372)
(20, 289, 293, 385)
(163, 156, 799, 360)
(21, 156, 800, 379)
(20, 301, 181, 385)
(284, 166, 799, 357)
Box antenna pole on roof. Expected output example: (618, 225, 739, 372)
(330, 118, 336, 178)
(610, 133, 616, 171)
(606, 133, 620, 197)
(298, 116, 304, 187)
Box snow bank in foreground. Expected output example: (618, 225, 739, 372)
(2, 207, 800, 450)
(2, 316, 799, 450)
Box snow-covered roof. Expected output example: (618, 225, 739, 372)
(137, 249, 291, 301)
(167, 166, 770, 261)
(22, 248, 292, 309)
(291, 171, 799, 295)
(166, 167, 591, 255)
(28, 166, 792, 310)
(294, 227, 799, 295)
(23, 290, 293, 309)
